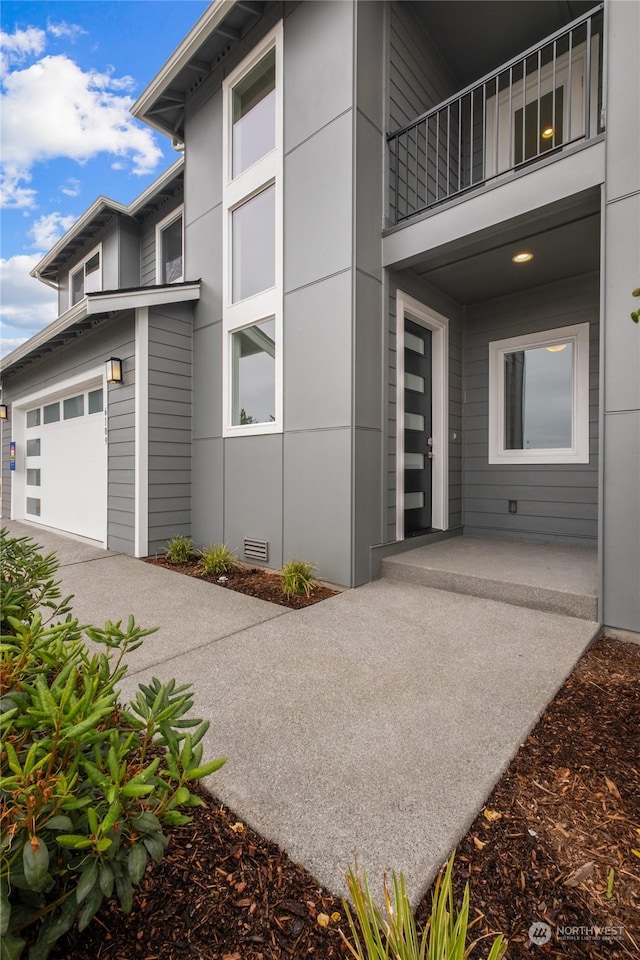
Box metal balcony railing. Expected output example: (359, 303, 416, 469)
(387, 5, 604, 224)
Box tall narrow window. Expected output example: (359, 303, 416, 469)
(156, 208, 184, 284)
(70, 246, 102, 305)
(223, 25, 282, 437)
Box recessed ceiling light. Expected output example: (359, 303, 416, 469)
(541, 127, 554, 139)
(512, 251, 534, 263)
(546, 343, 567, 352)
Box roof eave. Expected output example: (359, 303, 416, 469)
(131, 0, 235, 127)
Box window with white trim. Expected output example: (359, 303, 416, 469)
(70, 245, 102, 306)
(222, 24, 282, 436)
(156, 207, 184, 284)
(488, 323, 590, 464)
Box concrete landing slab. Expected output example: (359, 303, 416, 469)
(382, 536, 598, 620)
(1, 519, 117, 566)
(119, 579, 599, 904)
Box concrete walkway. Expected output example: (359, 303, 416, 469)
(3, 520, 600, 903)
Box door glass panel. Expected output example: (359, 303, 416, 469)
(26, 497, 41, 517)
(405, 372, 425, 393)
(27, 469, 41, 486)
(405, 492, 424, 510)
(26, 439, 41, 457)
(514, 87, 564, 165)
(231, 318, 276, 425)
(161, 216, 183, 283)
(43, 403, 60, 424)
(88, 389, 104, 414)
(232, 48, 276, 177)
(232, 186, 275, 302)
(504, 342, 573, 449)
(405, 331, 425, 355)
(404, 412, 424, 431)
(405, 452, 425, 470)
(63, 395, 84, 420)
(27, 409, 40, 428)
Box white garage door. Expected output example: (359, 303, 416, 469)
(23, 383, 107, 542)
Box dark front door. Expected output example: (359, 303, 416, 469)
(403, 318, 432, 536)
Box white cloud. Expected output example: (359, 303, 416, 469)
(0, 255, 58, 352)
(60, 177, 81, 197)
(1, 53, 163, 208)
(29, 212, 76, 250)
(46, 20, 87, 42)
(0, 26, 46, 76)
(1, 335, 29, 356)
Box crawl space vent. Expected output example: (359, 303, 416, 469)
(244, 538, 268, 563)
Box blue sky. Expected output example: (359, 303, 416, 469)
(0, 0, 210, 356)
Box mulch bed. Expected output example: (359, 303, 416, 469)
(145, 557, 339, 609)
(52, 637, 640, 959)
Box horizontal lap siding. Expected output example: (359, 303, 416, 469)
(463, 273, 600, 543)
(147, 304, 192, 555)
(388, 2, 459, 221)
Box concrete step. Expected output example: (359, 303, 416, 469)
(381, 537, 599, 621)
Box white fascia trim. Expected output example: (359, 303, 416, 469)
(31, 200, 127, 283)
(488, 322, 590, 464)
(155, 204, 185, 284)
(396, 291, 449, 541)
(135, 307, 149, 558)
(86, 282, 200, 315)
(131, 0, 233, 121)
(0, 301, 88, 374)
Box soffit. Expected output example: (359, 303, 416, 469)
(410, 0, 598, 88)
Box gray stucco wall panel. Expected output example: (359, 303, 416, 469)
(283, 428, 351, 586)
(354, 427, 383, 585)
(185, 205, 223, 330)
(355, 270, 383, 430)
(603, 195, 640, 413)
(602, 410, 640, 630)
(284, 111, 353, 293)
(604, 0, 640, 203)
(356, 0, 384, 132)
(224, 435, 283, 568)
(192, 322, 222, 440)
(184, 91, 222, 224)
(283, 272, 352, 431)
(192, 437, 224, 547)
(356, 114, 384, 282)
(284, 0, 353, 155)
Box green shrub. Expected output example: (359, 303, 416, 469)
(342, 854, 507, 960)
(164, 536, 194, 564)
(0, 529, 226, 959)
(281, 560, 317, 597)
(198, 544, 237, 576)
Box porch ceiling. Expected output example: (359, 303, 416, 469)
(408, 190, 600, 305)
(410, 0, 598, 88)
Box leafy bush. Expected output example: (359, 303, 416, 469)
(198, 544, 237, 577)
(342, 854, 507, 960)
(281, 560, 317, 597)
(164, 536, 194, 564)
(0, 529, 226, 959)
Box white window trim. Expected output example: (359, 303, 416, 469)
(155, 205, 184, 285)
(395, 292, 449, 540)
(222, 22, 283, 438)
(69, 243, 102, 307)
(488, 322, 590, 465)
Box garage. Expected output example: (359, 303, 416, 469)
(18, 375, 107, 544)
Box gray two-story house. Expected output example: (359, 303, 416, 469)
(1, 0, 638, 636)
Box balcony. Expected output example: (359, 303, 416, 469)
(387, 4, 604, 225)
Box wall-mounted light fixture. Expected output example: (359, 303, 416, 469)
(105, 358, 123, 384)
(0, 404, 8, 420)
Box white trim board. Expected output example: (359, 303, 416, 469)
(395, 291, 449, 540)
(134, 307, 149, 557)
